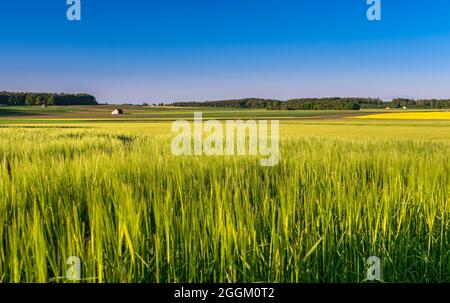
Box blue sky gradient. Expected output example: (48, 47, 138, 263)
(1, 0, 450, 103)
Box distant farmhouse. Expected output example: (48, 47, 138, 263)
(112, 108, 124, 115)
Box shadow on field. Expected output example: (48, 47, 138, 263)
(0, 108, 44, 117)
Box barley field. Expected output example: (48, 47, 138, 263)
(1, 108, 450, 283)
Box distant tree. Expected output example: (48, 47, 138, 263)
(352, 103, 361, 110)
(47, 95, 56, 105)
(25, 94, 35, 105)
(0, 92, 10, 105)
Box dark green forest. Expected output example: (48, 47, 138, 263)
(0, 92, 98, 106)
(389, 98, 450, 109)
(172, 97, 450, 110)
(171, 98, 281, 109)
(276, 98, 383, 110)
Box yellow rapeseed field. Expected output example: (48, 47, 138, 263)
(355, 112, 450, 120)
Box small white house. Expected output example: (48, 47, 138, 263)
(403, 106, 407, 110)
(112, 108, 124, 115)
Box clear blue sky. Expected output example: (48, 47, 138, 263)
(1, 0, 450, 103)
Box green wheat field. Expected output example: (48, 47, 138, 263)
(1, 106, 450, 283)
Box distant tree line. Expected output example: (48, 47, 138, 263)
(171, 98, 280, 109)
(273, 98, 383, 110)
(0, 92, 98, 106)
(388, 98, 450, 109)
(172, 97, 450, 110)
(172, 98, 383, 110)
